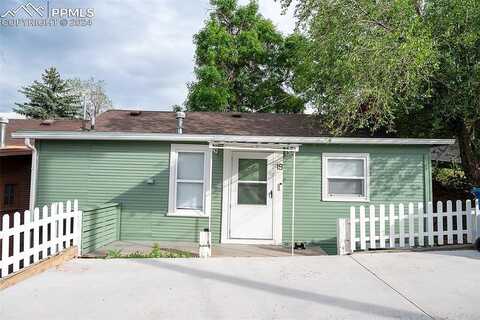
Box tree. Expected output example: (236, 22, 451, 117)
(14, 67, 81, 119)
(282, 0, 480, 185)
(170, 104, 183, 112)
(68, 78, 113, 120)
(186, 0, 305, 113)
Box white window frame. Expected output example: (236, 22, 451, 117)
(168, 144, 212, 217)
(322, 153, 369, 202)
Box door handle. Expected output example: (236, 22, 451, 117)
(269, 190, 273, 198)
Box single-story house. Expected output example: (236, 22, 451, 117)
(0, 117, 83, 218)
(11, 110, 454, 254)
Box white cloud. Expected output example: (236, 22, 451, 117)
(238, 0, 296, 34)
(0, 0, 296, 113)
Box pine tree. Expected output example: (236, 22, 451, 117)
(14, 67, 81, 119)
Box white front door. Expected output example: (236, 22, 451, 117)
(229, 152, 274, 240)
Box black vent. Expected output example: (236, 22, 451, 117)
(130, 111, 142, 116)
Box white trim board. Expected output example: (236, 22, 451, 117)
(167, 144, 212, 217)
(12, 131, 455, 145)
(322, 153, 370, 202)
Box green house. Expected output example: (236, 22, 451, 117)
(12, 110, 454, 254)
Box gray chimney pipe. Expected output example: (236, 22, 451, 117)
(176, 112, 185, 134)
(0, 117, 8, 148)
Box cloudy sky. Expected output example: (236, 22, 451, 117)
(0, 0, 295, 114)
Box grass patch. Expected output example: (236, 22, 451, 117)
(106, 243, 194, 259)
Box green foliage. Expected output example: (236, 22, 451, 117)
(106, 249, 122, 258)
(186, 0, 305, 113)
(14, 67, 81, 119)
(105, 243, 194, 259)
(282, 0, 480, 184)
(432, 165, 470, 191)
(170, 104, 183, 112)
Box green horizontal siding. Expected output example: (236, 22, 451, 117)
(36, 140, 431, 255)
(36, 141, 222, 244)
(82, 203, 120, 254)
(282, 144, 432, 254)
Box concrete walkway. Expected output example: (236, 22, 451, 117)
(1, 250, 479, 319)
(84, 240, 327, 257)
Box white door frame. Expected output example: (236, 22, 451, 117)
(221, 149, 283, 244)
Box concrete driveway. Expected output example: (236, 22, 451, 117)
(1, 250, 479, 320)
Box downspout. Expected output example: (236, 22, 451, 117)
(25, 138, 38, 212)
(291, 151, 296, 256)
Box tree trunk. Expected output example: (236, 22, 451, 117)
(457, 123, 480, 186)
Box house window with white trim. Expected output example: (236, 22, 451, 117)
(322, 153, 369, 202)
(168, 144, 211, 217)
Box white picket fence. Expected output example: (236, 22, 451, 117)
(0, 200, 82, 278)
(337, 200, 480, 255)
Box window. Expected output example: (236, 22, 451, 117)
(322, 153, 369, 202)
(237, 159, 268, 205)
(168, 144, 211, 216)
(4, 184, 15, 206)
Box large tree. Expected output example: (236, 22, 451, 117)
(68, 77, 113, 120)
(186, 0, 305, 113)
(283, 0, 480, 185)
(14, 67, 81, 119)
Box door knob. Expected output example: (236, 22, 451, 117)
(269, 190, 273, 198)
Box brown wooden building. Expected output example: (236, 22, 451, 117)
(0, 118, 83, 218)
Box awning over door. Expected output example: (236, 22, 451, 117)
(208, 142, 300, 152)
(209, 141, 300, 256)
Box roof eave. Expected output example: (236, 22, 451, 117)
(11, 131, 456, 146)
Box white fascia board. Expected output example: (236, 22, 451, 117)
(11, 131, 456, 145)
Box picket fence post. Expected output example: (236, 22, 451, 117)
(359, 206, 366, 250)
(475, 200, 480, 243)
(337, 218, 347, 255)
(389, 204, 395, 248)
(349, 207, 356, 253)
(379, 205, 386, 248)
(417, 202, 424, 246)
(466, 200, 473, 243)
(369, 205, 376, 249)
(446, 201, 453, 244)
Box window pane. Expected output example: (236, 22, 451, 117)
(327, 159, 364, 177)
(238, 183, 267, 205)
(238, 159, 267, 181)
(176, 182, 203, 210)
(328, 179, 364, 196)
(4, 184, 15, 206)
(177, 152, 204, 180)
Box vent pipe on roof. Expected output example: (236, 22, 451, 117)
(0, 117, 8, 148)
(176, 112, 185, 134)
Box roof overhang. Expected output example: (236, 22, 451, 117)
(11, 131, 456, 146)
(0, 146, 31, 157)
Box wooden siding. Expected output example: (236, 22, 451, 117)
(36, 140, 431, 254)
(0, 155, 31, 215)
(82, 203, 121, 254)
(36, 141, 223, 243)
(282, 144, 432, 254)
